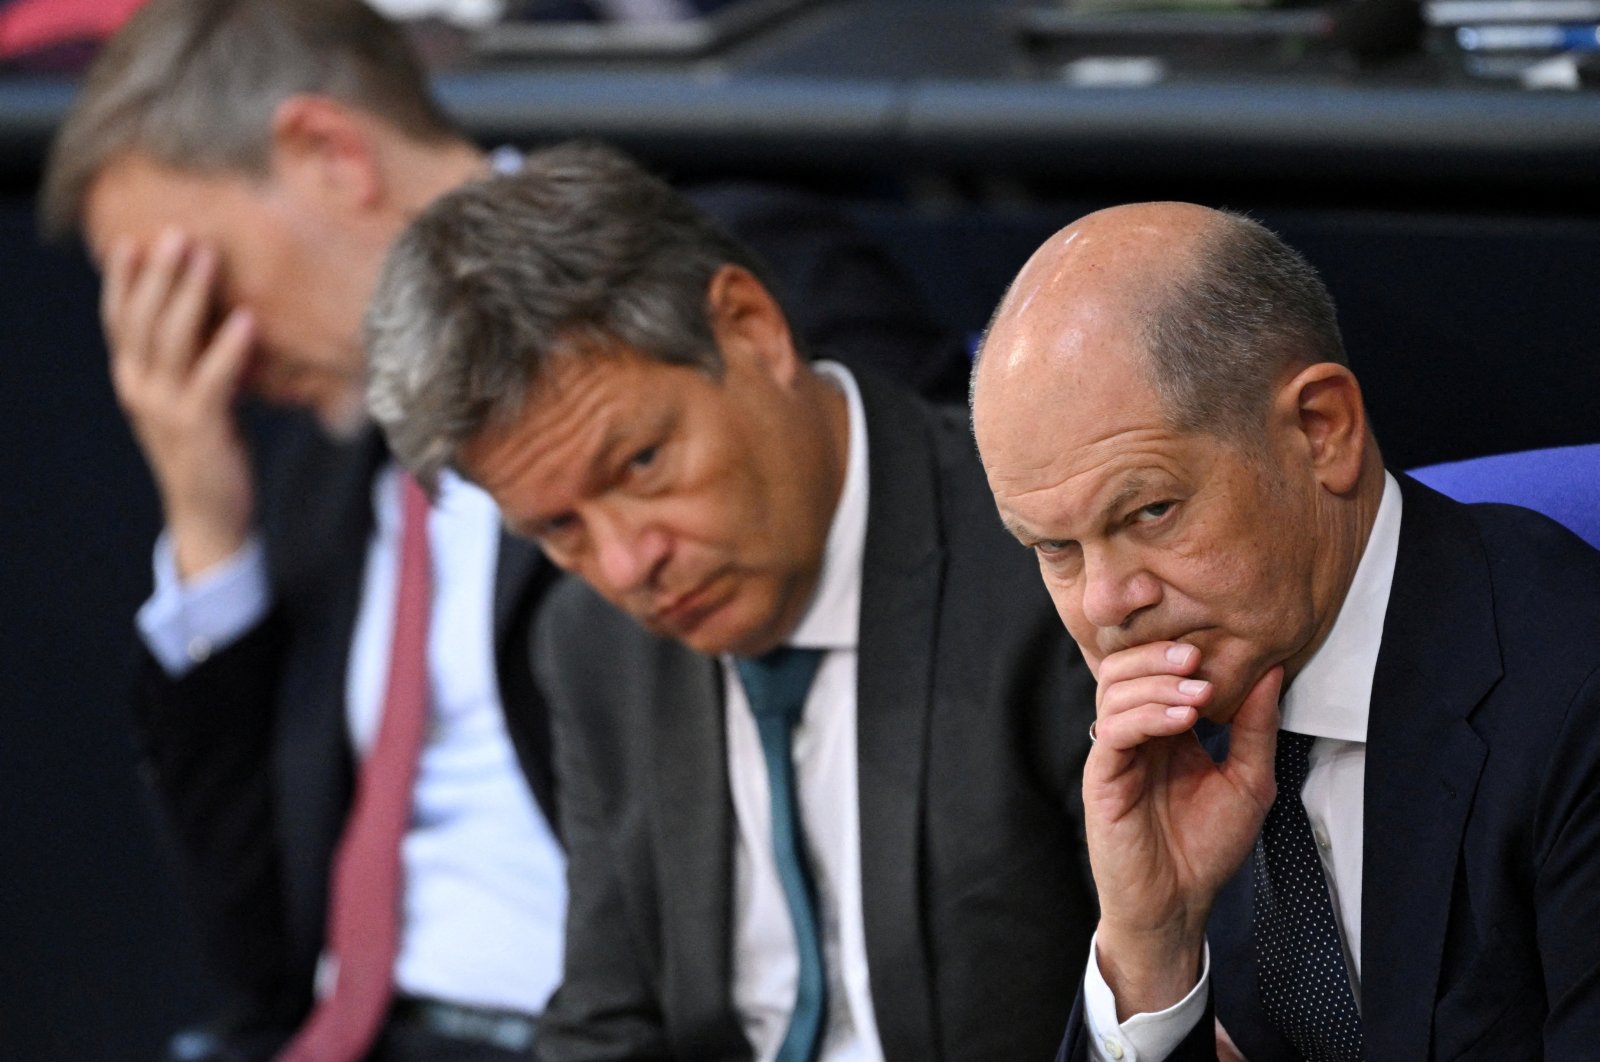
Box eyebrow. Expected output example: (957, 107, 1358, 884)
(1000, 471, 1164, 545)
(1104, 474, 1158, 521)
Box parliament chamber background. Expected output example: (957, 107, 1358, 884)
(3, 0, 1598, 1056)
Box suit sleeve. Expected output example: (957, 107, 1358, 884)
(133, 605, 302, 1029)
(533, 622, 675, 1062)
(1534, 665, 1600, 1054)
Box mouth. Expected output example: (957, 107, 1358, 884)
(650, 577, 727, 633)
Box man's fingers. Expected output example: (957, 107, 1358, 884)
(1093, 701, 1198, 752)
(1098, 673, 1212, 720)
(100, 238, 138, 345)
(119, 228, 188, 371)
(151, 243, 218, 377)
(1096, 641, 1201, 693)
(192, 308, 256, 404)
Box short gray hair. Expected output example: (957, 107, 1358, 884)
(364, 140, 779, 488)
(1142, 211, 1347, 443)
(41, 0, 456, 237)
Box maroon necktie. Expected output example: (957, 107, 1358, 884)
(280, 475, 432, 1062)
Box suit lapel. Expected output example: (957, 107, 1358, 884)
(652, 642, 746, 1053)
(1211, 477, 1499, 1061)
(851, 372, 942, 1060)
(1361, 477, 1496, 1059)
(491, 530, 564, 834)
(493, 531, 546, 648)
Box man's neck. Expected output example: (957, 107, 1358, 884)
(381, 136, 489, 220)
(1284, 458, 1389, 685)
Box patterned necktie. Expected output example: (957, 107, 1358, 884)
(1252, 729, 1363, 1062)
(734, 647, 828, 1062)
(280, 475, 433, 1062)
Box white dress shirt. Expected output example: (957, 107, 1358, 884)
(1085, 472, 1403, 1062)
(723, 361, 886, 1062)
(139, 465, 566, 1015)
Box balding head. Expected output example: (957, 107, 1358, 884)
(971, 202, 1382, 718)
(972, 203, 1345, 453)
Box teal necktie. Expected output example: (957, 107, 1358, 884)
(735, 646, 828, 1062)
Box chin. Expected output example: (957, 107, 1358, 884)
(685, 608, 781, 659)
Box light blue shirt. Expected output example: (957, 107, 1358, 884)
(139, 464, 566, 1015)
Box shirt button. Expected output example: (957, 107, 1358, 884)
(186, 635, 213, 664)
(1102, 1036, 1126, 1059)
(1312, 821, 1331, 850)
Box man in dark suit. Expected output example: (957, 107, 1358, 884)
(364, 141, 1101, 1062)
(971, 201, 1600, 1061)
(43, 2, 966, 1059)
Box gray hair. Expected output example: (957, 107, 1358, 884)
(1142, 211, 1347, 443)
(364, 140, 779, 488)
(41, 0, 456, 237)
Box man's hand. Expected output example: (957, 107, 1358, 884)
(1084, 641, 1282, 1019)
(103, 228, 257, 580)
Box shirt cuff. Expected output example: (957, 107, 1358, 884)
(1082, 931, 1210, 1062)
(137, 531, 270, 677)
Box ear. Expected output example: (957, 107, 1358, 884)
(267, 95, 384, 213)
(1274, 362, 1369, 496)
(704, 264, 801, 384)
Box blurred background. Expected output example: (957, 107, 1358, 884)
(2, 0, 1597, 1056)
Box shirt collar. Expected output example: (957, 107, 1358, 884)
(782, 361, 868, 652)
(1278, 471, 1402, 744)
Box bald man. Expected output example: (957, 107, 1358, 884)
(971, 202, 1600, 1061)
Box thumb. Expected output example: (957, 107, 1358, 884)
(1225, 665, 1283, 803)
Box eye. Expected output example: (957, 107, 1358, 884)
(1133, 501, 1175, 523)
(1033, 540, 1082, 574)
(527, 511, 579, 547)
(627, 445, 658, 472)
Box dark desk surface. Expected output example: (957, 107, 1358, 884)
(4, 0, 1598, 207)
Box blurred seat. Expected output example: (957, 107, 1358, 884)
(1410, 443, 1600, 549)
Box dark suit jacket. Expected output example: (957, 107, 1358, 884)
(533, 369, 1101, 1062)
(128, 184, 972, 1058)
(1059, 475, 1600, 1061)
(133, 421, 560, 1053)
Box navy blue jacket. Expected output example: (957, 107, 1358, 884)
(1060, 475, 1600, 1062)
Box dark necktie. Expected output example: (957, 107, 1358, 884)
(281, 475, 433, 1062)
(734, 647, 828, 1062)
(1252, 729, 1363, 1062)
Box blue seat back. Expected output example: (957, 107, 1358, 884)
(1410, 444, 1600, 550)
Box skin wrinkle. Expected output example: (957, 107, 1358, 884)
(458, 282, 848, 660)
(974, 203, 1380, 723)
(972, 202, 1388, 1021)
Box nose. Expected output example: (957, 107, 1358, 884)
(588, 506, 670, 597)
(1078, 542, 1161, 633)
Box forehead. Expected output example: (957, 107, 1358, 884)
(462, 351, 691, 500)
(974, 313, 1184, 517)
(80, 153, 262, 264)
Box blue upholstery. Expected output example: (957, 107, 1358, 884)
(1409, 444, 1600, 550)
